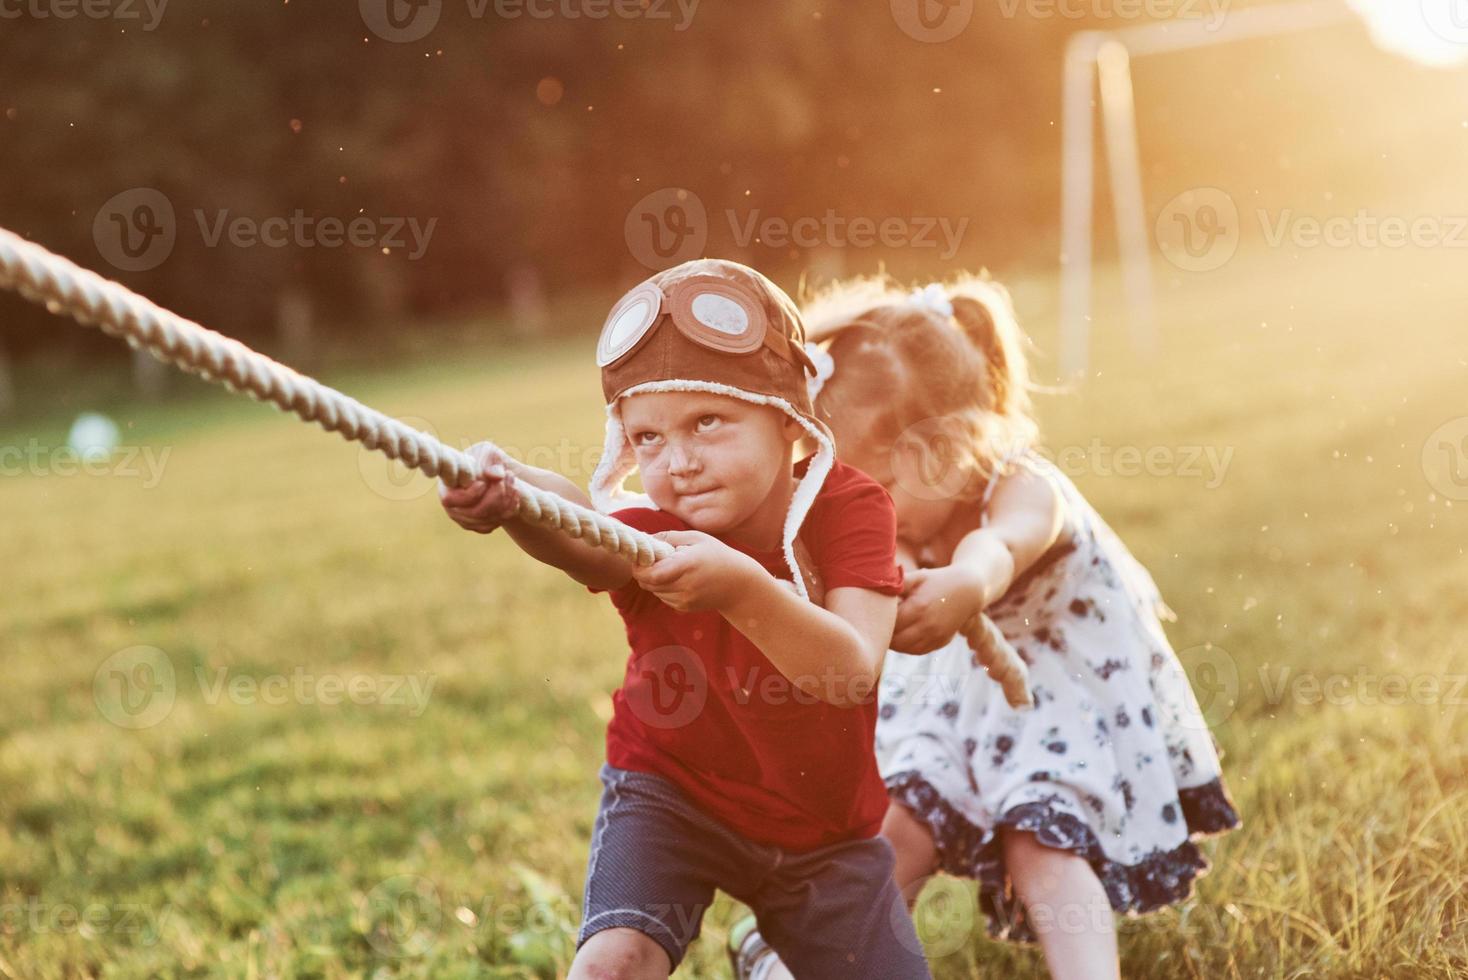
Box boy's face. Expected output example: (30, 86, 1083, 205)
(621, 390, 801, 543)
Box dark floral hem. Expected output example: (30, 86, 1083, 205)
(886, 771, 1241, 945)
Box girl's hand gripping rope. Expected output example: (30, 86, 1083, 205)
(892, 565, 984, 655)
(892, 562, 1033, 709)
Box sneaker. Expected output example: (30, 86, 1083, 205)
(727, 914, 782, 980)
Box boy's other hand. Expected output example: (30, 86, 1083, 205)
(631, 530, 762, 612)
(438, 442, 522, 534)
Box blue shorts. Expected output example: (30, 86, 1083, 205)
(577, 764, 931, 978)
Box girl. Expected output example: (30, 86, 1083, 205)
(730, 275, 1240, 980)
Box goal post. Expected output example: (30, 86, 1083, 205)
(1057, 0, 1361, 378)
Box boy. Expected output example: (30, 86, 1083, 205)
(439, 259, 931, 979)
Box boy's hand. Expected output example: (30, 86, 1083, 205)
(437, 442, 521, 534)
(892, 565, 984, 654)
(630, 530, 763, 612)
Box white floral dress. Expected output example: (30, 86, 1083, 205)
(875, 450, 1240, 943)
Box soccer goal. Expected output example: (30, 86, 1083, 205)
(1056, 0, 1466, 377)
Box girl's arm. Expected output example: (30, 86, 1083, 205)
(950, 463, 1066, 608)
(891, 465, 1065, 654)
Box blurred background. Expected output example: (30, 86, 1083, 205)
(3, 0, 1468, 390)
(2, 1, 1467, 977)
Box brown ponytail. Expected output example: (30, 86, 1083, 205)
(949, 295, 1008, 412)
(947, 278, 1033, 428)
(799, 271, 1040, 490)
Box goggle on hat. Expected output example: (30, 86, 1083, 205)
(596, 274, 818, 375)
(588, 259, 836, 602)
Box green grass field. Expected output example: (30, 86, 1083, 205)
(2, 245, 1465, 978)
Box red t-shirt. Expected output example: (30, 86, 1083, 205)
(592, 456, 903, 852)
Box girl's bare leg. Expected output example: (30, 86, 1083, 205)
(882, 800, 940, 906)
(1001, 828, 1120, 980)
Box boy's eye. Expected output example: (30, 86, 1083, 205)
(633, 431, 661, 446)
(695, 414, 720, 431)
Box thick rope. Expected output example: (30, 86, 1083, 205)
(964, 614, 1034, 710)
(0, 225, 1030, 707)
(0, 227, 668, 566)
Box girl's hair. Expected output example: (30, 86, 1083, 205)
(801, 272, 1039, 497)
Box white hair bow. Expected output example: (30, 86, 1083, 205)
(805, 341, 835, 401)
(908, 283, 954, 318)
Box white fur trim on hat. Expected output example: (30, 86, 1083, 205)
(588, 379, 835, 603)
(804, 341, 835, 402)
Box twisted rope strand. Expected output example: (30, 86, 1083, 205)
(0, 227, 668, 566)
(963, 613, 1035, 710)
